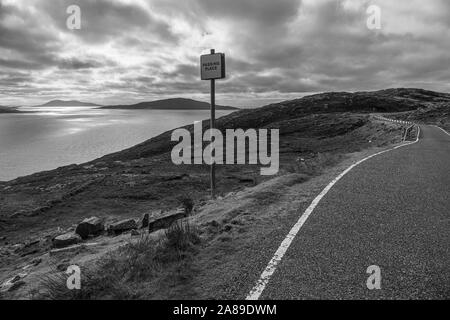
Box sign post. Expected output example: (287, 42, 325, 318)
(200, 49, 226, 198)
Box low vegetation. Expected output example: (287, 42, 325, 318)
(38, 220, 201, 300)
(388, 102, 450, 132)
(3, 88, 444, 299)
(285, 152, 344, 176)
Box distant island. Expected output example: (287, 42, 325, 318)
(100, 98, 238, 110)
(36, 100, 101, 107)
(32, 98, 238, 110)
(0, 105, 21, 113)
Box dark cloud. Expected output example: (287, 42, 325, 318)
(40, 0, 179, 44)
(197, 0, 301, 26)
(0, 2, 61, 70)
(0, 0, 449, 106)
(56, 57, 110, 70)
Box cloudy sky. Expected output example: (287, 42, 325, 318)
(0, 0, 449, 107)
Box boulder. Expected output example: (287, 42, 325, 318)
(22, 258, 42, 270)
(107, 218, 137, 235)
(148, 208, 187, 233)
(140, 213, 149, 229)
(10, 273, 27, 283)
(31, 257, 42, 266)
(180, 198, 194, 214)
(52, 233, 81, 248)
(0, 280, 26, 293)
(0, 273, 28, 293)
(75, 216, 104, 239)
(57, 262, 70, 272)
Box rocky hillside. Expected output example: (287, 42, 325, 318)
(2, 88, 442, 241)
(1, 87, 446, 299)
(390, 102, 450, 132)
(98, 88, 449, 162)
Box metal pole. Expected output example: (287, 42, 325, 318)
(210, 49, 216, 199)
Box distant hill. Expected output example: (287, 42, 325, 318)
(101, 98, 238, 110)
(281, 88, 450, 114)
(37, 100, 101, 107)
(97, 88, 449, 161)
(0, 105, 21, 113)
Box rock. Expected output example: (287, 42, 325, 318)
(148, 209, 187, 233)
(75, 216, 105, 239)
(140, 213, 149, 229)
(56, 262, 70, 272)
(24, 239, 40, 248)
(0, 273, 27, 293)
(179, 198, 194, 214)
(28, 205, 51, 217)
(0, 280, 26, 293)
(50, 244, 86, 256)
(175, 207, 186, 215)
(9, 280, 25, 291)
(10, 273, 27, 283)
(11, 243, 25, 253)
(209, 220, 220, 228)
(49, 242, 99, 256)
(22, 257, 42, 270)
(107, 219, 137, 235)
(20, 248, 40, 257)
(9, 210, 27, 218)
(52, 233, 82, 248)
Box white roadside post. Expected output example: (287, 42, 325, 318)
(200, 49, 226, 198)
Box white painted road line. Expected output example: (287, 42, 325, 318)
(246, 126, 421, 300)
(433, 125, 450, 136)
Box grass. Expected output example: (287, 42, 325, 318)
(405, 125, 419, 141)
(8, 117, 405, 300)
(38, 220, 200, 300)
(285, 152, 344, 176)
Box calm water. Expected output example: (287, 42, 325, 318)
(0, 106, 232, 181)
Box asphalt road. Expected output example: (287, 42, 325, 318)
(260, 125, 449, 299)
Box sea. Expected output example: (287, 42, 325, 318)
(0, 106, 233, 181)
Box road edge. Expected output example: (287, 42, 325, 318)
(245, 126, 421, 300)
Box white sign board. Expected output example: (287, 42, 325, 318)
(200, 53, 225, 80)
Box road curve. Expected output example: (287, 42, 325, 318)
(258, 125, 450, 299)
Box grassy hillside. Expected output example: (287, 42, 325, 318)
(0, 88, 447, 299)
(389, 102, 449, 132)
(1, 88, 435, 240)
(98, 88, 448, 162)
